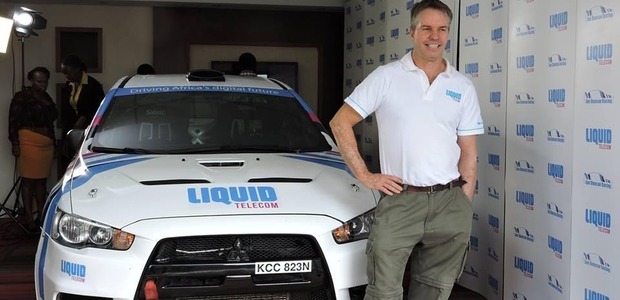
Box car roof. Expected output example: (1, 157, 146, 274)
(115, 72, 290, 91)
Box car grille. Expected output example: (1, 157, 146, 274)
(136, 235, 335, 300)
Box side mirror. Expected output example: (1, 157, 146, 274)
(66, 129, 85, 151)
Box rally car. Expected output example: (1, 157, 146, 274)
(34, 70, 379, 300)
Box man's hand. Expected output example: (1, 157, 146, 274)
(361, 172, 404, 196)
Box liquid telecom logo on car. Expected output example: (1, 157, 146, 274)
(549, 11, 568, 31)
(187, 186, 280, 209)
(587, 43, 613, 65)
(61, 260, 86, 282)
(586, 5, 614, 22)
(586, 208, 611, 234)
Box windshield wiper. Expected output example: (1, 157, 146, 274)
(91, 146, 157, 154)
(168, 145, 304, 154)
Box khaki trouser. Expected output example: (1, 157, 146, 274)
(364, 187, 473, 300)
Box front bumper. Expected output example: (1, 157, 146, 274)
(35, 215, 368, 300)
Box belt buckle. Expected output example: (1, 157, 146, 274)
(428, 185, 436, 194)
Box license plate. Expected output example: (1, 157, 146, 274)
(255, 260, 312, 274)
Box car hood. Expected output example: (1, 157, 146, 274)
(65, 152, 377, 229)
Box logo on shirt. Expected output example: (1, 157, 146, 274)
(446, 89, 462, 101)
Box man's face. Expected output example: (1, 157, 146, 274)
(410, 8, 450, 62)
(30, 71, 49, 91)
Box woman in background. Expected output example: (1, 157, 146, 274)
(8, 66, 57, 230)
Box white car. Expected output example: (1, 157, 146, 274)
(35, 70, 378, 300)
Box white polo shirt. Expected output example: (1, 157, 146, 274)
(345, 52, 484, 186)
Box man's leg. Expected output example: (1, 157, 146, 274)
(365, 192, 427, 300)
(407, 188, 473, 300)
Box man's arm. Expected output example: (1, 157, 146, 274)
(457, 135, 478, 201)
(330, 103, 402, 195)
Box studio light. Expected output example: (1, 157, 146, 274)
(12, 7, 47, 38)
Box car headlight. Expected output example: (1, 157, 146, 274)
(52, 210, 135, 250)
(332, 209, 375, 244)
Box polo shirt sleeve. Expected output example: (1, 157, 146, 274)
(457, 84, 485, 136)
(344, 66, 390, 119)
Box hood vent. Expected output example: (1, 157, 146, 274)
(200, 161, 245, 167)
(141, 179, 211, 186)
(248, 177, 313, 183)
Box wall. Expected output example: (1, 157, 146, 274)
(0, 3, 153, 212)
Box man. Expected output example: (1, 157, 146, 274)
(329, 1, 484, 299)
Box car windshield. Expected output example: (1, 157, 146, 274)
(91, 91, 331, 154)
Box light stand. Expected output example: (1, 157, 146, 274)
(0, 177, 29, 234)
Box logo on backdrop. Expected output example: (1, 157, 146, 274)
(465, 62, 479, 77)
(380, 12, 385, 22)
(517, 55, 535, 72)
(547, 202, 564, 219)
(490, 91, 502, 107)
(516, 92, 535, 104)
(491, 0, 503, 11)
(365, 58, 374, 65)
(489, 214, 500, 233)
(390, 8, 400, 17)
(586, 208, 611, 234)
(548, 163, 564, 183)
(473, 212, 480, 221)
(514, 226, 534, 242)
(463, 264, 479, 277)
(548, 53, 567, 67)
(390, 53, 399, 61)
(584, 252, 611, 273)
(366, 36, 374, 46)
(356, 21, 362, 30)
(585, 128, 612, 150)
(379, 54, 385, 64)
(470, 236, 479, 251)
(390, 28, 399, 39)
(547, 129, 566, 143)
(517, 124, 534, 141)
(549, 11, 568, 31)
(584, 172, 612, 189)
(515, 160, 535, 174)
(356, 59, 362, 68)
(487, 186, 500, 199)
(585, 89, 614, 104)
(515, 24, 535, 36)
(464, 36, 479, 47)
(488, 154, 500, 170)
(491, 27, 503, 44)
(548, 235, 563, 259)
(356, 42, 362, 49)
(406, 0, 414, 10)
(366, 18, 375, 26)
(512, 292, 528, 300)
(445, 39, 452, 54)
(586, 43, 613, 65)
(548, 274, 563, 294)
(514, 256, 534, 278)
(548, 88, 566, 107)
(487, 125, 501, 137)
(488, 275, 499, 295)
(585, 288, 610, 300)
(466, 3, 480, 18)
(516, 190, 534, 210)
(345, 6, 351, 15)
(490, 62, 503, 74)
(488, 247, 499, 262)
(586, 5, 614, 22)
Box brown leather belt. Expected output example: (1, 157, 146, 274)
(404, 179, 467, 193)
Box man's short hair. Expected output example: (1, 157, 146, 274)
(410, 0, 453, 29)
